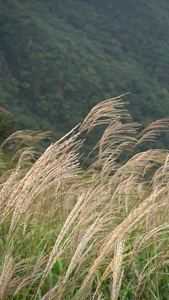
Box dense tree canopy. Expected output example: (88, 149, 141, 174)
(0, 107, 16, 143)
(0, 0, 169, 147)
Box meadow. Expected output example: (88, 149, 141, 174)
(0, 95, 169, 299)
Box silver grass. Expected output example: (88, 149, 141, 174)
(0, 246, 13, 300)
(111, 236, 125, 300)
(0, 96, 169, 299)
(63, 216, 105, 284)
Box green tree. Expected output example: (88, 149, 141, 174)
(0, 108, 16, 143)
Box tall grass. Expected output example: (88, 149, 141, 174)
(0, 95, 169, 299)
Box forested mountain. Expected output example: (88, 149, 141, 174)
(1, 0, 169, 146)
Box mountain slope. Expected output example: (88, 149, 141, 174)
(1, 0, 169, 146)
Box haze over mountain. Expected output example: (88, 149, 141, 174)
(1, 0, 169, 146)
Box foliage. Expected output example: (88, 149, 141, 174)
(0, 97, 169, 299)
(1, 0, 169, 147)
(0, 109, 16, 143)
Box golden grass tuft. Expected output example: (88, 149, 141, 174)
(0, 96, 169, 299)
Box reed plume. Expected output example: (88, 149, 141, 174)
(0, 95, 169, 299)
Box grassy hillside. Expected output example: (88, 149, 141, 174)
(0, 97, 169, 299)
(1, 0, 169, 147)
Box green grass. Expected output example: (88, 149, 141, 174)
(0, 96, 169, 299)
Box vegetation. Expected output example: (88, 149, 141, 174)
(0, 108, 16, 144)
(0, 97, 169, 299)
(1, 0, 169, 147)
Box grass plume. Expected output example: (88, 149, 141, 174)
(0, 96, 169, 299)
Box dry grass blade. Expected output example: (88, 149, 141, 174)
(98, 121, 138, 153)
(110, 149, 168, 188)
(132, 224, 169, 259)
(0, 148, 5, 171)
(13, 256, 47, 296)
(63, 215, 105, 284)
(79, 192, 166, 296)
(1, 127, 80, 232)
(111, 236, 125, 300)
(38, 192, 86, 290)
(135, 118, 169, 146)
(0, 245, 13, 300)
(40, 284, 59, 300)
(80, 94, 130, 134)
(0, 168, 19, 212)
(1, 130, 50, 149)
(0, 95, 169, 299)
(88, 121, 139, 175)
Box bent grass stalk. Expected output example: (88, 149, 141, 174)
(0, 96, 169, 299)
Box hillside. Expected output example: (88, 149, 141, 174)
(1, 0, 169, 146)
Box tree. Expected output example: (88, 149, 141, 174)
(0, 107, 16, 144)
